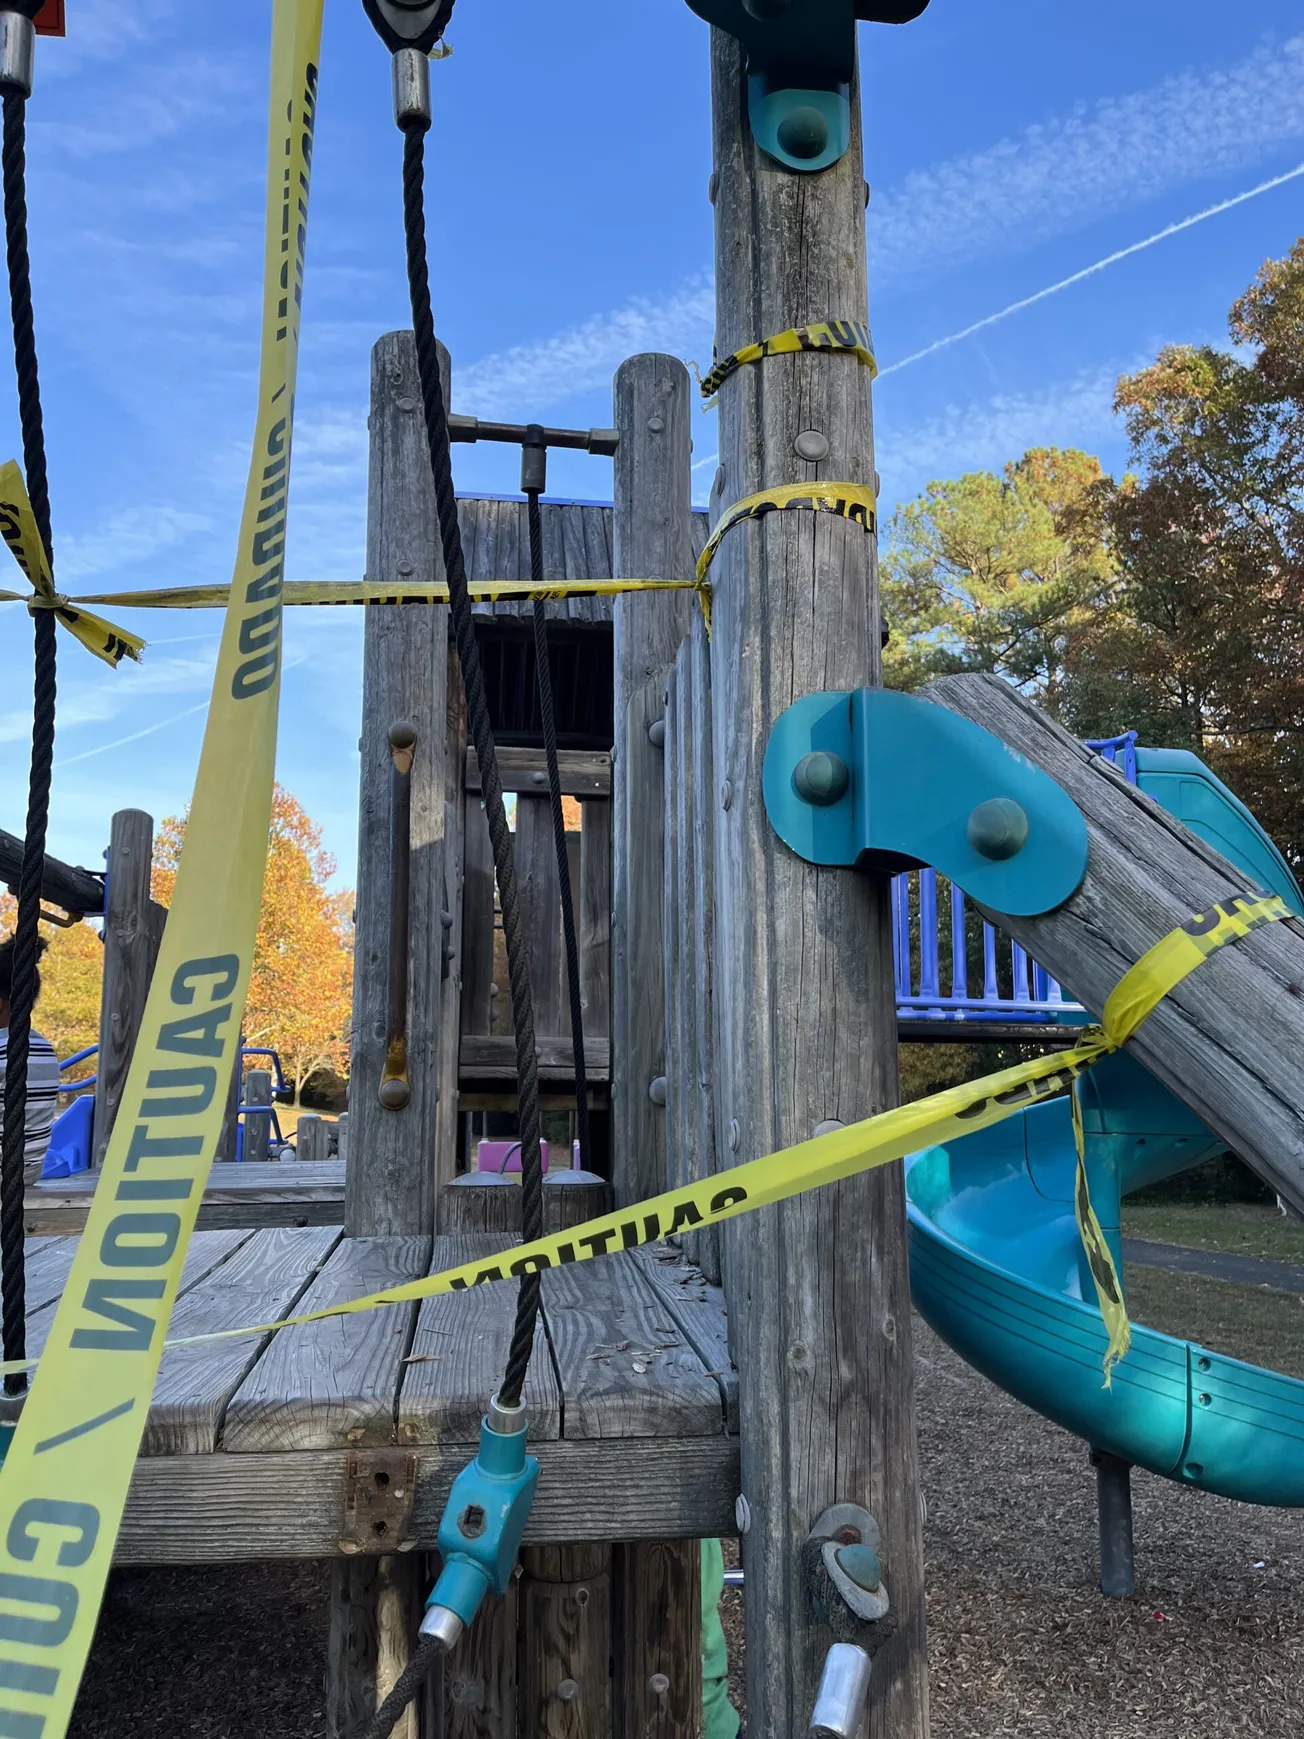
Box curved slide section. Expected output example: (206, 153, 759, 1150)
(906, 1094, 1304, 1507)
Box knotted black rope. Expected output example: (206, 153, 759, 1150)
(399, 120, 543, 1406)
(526, 492, 592, 1173)
(361, 1636, 441, 1739)
(0, 80, 54, 1398)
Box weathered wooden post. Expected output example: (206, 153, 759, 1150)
(611, 355, 696, 1208)
(609, 355, 704, 1739)
(706, 26, 929, 1738)
(346, 329, 450, 1237)
(330, 329, 453, 1737)
(92, 808, 165, 1167)
(242, 1068, 273, 1165)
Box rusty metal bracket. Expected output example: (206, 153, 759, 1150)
(339, 1449, 420, 1555)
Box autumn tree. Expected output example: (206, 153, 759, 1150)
(1062, 240, 1304, 859)
(153, 785, 354, 1097)
(0, 891, 102, 1072)
(881, 446, 1116, 707)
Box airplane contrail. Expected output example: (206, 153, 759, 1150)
(877, 162, 1304, 379)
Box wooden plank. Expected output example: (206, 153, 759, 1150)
(560, 830, 581, 1039)
(461, 793, 496, 1037)
(518, 1544, 612, 1739)
(92, 809, 157, 1167)
(612, 356, 696, 1212)
(114, 1437, 740, 1564)
(579, 801, 612, 1039)
(613, 673, 669, 1205)
(674, 639, 698, 1226)
(688, 612, 721, 1285)
(708, 30, 928, 1736)
(540, 1253, 722, 1441)
(397, 1233, 559, 1446)
(929, 671, 1304, 1214)
(630, 1247, 736, 1434)
(24, 1196, 344, 1237)
(19, 1236, 80, 1315)
(221, 1235, 430, 1452)
(542, 1172, 612, 1233)
(0, 828, 103, 917)
(612, 1541, 701, 1739)
(348, 330, 449, 1239)
(140, 1225, 340, 1455)
(23, 1228, 256, 1367)
(437, 643, 471, 1202)
(516, 795, 564, 1037)
(457, 1036, 609, 1082)
(327, 1557, 381, 1739)
(465, 748, 611, 799)
(662, 662, 682, 1201)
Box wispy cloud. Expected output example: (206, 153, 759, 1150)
(0, 652, 217, 747)
(871, 33, 1304, 287)
(878, 163, 1304, 379)
(454, 278, 715, 418)
(54, 504, 214, 584)
(879, 366, 1128, 493)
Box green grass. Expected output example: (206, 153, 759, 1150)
(1122, 1200, 1304, 1264)
(1125, 1263, 1304, 1380)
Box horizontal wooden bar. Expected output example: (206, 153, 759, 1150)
(115, 1438, 739, 1565)
(459, 1036, 610, 1082)
(459, 1090, 610, 1113)
(0, 827, 105, 916)
(465, 747, 611, 798)
(896, 1020, 1082, 1048)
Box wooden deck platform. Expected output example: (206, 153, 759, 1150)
(24, 1161, 347, 1235)
(17, 1230, 738, 1564)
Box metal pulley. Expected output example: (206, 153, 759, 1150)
(362, 0, 456, 55)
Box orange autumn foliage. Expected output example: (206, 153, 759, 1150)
(0, 891, 103, 1074)
(152, 786, 354, 1095)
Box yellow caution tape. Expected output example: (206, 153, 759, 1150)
(0, 465, 143, 668)
(63, 575, 705, 612)
(698, 319, 877, 401)
(697, 481, 876, 586)
(26, 889, 1275, 1378)
(0, 8, 323, 1737)
(1071, 888, 1292, 1379)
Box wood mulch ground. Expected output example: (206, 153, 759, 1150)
(69, 1314, 1304, 1737)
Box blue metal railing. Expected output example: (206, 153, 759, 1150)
(56, 1042, 292, 1158)
(893, 730, 1139, 1026)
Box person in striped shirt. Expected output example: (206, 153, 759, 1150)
(0, 932, 58, 1170)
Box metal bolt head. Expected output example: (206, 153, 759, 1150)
(721, 779, 733, 811)
(736, 1493, 752, 1534)
(777, 106, 829, 160)
(728, 1118, 740, 1153)
(649, 1076, 669, 1108)
(814, 1120, 845, 1138)
(648, 1673, 671, 1698)
(378, 1079, 411, 1111)
(647, 415, 665, 434)
(794, 751, 850, 807)
(648, 717, 667, 748)
(795, 429, 831, 463)
(708, 170, 719, 204)
(557, 1679, 580, 1702)
(967, 797, 1029, 861)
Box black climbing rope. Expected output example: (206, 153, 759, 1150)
(398, 120, 544, 1408)
(525, 482, 592, 1174)
(0, 37, 55, 1400)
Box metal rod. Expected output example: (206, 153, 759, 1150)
(448, 413, 618, 456)
(379, 722, 416, 1111)
(1091, 1448, 1135, 1598)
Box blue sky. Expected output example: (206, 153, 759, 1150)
(1, 0, 1302, 890)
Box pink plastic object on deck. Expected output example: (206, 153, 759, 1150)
(476, 1139, 580, 1175)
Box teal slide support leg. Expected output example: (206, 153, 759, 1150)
(701, 1539, 740, 1739)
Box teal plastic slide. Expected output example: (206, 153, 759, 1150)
(906, 748, 1304, 1506)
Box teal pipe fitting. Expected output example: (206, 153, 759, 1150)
(683, 1, 931, 172)
(424, 1402, 539, 1637)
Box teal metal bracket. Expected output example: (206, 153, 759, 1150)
(762, 689, 1088, 916)
(683, 1, 931, 173)
(425, 1410, 539, 1632)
